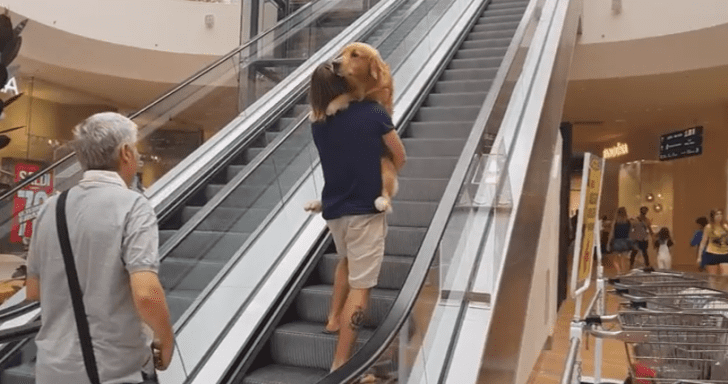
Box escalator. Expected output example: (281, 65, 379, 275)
(0, 0, 580, 381)
(0, 0, 429, 382)
(220, 0, 529, 382)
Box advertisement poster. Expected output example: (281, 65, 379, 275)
(570, 153, 605, 297)
(11, 162, 53, 245)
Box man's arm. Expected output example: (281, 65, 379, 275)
(130, 271, 174, 370)
(383, 130, 406, 171)
(26, 276, 40, 301)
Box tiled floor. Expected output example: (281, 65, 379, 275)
(527, 264, 726, 384)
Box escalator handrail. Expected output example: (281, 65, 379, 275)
(0, 320, 40, 345)
(0, 301, 38, 324)
(0, 0, 321, 203)
(317, 0, 542, 382)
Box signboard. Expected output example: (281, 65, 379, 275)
(659, 126, 703, 161)
(570, 153, 605, 297)
(11, 162, 53, 245)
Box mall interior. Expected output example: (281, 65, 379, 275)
(0, 0, 723, 383)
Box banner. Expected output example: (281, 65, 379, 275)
(11, 162, 53, 245)
(570, 153, 605, 297)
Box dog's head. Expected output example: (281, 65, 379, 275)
(335, 42, 390, 88)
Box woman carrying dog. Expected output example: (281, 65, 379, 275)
(308, 61, 406, 372)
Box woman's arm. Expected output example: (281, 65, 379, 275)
(699, 225, 710, 258)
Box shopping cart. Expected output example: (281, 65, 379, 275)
(588, 309, 728, 382)
(610, 271, 708, 291)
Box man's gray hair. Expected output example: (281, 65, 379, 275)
(72, 112, 138, 170)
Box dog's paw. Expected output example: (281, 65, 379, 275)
(304, 200, 322, 213)
(374, 197, 392, 213)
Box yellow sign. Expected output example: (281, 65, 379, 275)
(577, 157, 603, 282)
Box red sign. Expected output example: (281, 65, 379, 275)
(11, 163, 53, 244)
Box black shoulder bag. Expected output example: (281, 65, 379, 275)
(56, 189, 102, 384)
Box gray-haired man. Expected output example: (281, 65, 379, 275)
(26, 112, 174, 383)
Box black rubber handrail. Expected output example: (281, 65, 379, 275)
(0, 320, 40, 345)
(0, 1, 318, 203)
(0, 301, 38, 324)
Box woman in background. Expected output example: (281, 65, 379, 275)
(699, 209, 728, 275)
(607, 207, 633, 274)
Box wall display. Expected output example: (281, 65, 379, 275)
(570, 153, 605, 297)
(659, 126, 703, 161)
(10, 161, 53, 245)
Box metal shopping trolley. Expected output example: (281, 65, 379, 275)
(619, 311, 728, 382)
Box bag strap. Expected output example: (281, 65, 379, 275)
(56, 189, 102, 384)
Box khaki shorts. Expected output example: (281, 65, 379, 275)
(326, 213, 388, 289)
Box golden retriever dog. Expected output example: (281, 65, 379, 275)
(304, 43, 401, 214)
(333, 42, 399, 213)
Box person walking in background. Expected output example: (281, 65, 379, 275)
(654, 227, 674, 270)
(600, 215, 611, 255)
(26, 113, 173, 384)
(699, 209, 728, 275)
(691, 216, 708, 270)
(629, 206, 653, 269)
(607, 207, 633, 274)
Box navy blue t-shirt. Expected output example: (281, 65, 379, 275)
(311, 101, 394, 220)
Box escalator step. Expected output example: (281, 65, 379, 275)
(159, 229, 175, 245)
(425, 92, 487, 108)
(296, 285, 396, 327)
(479, 13, 523, 24)
(399, 157, 458, 178)
(166, 289, 200, 322)
(406, 121, 475, 139)
(182, 206, 269, 233)
(434, 80, 493, 93)
(415, 106, 481, 122)
(208, 184, 283, 209)
(227, 164, 277, 185)
(489, 0, 528, 6)
(440, 67, 499, 82)
(461, 37, 512, 50)
(472, 21, 519, 33)
(396, 177, 449, 201)
(243, 364, 327, 384)
(401, 138, 467, 157)
(467, 29, 517, 41)
(388, 200, 438, 227)
(292, 104, 310, 117)
(270, 322, 374, 370)
(448, 57, 504, 70)
(483, 7, 527, 17)
(159, 258, 227, 291)
(319, 253, 415, 290)
(164, 231, 250, 261)
(454, 47, 508, 60)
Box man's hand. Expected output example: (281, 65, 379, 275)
(153, 338, 173, 371)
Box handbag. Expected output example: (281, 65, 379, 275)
(56, 189, 102, 384)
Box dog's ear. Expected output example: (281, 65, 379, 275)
(369, 54, 388, 82)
